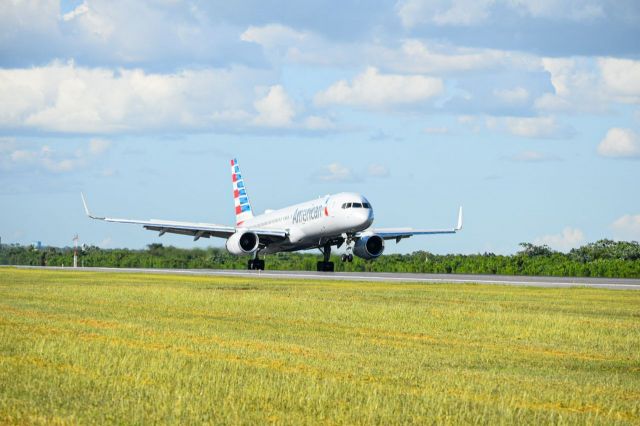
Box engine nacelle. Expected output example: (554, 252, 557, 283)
(225, 231, 259, 255)
(353, 234, 385, 260)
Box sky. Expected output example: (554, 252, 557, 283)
(1, 0, 639, 254)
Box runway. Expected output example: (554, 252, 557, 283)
(7, 265, 640, 290)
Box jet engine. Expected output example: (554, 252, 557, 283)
(225, 231, 259, 255)
(353, 234, 385, 260)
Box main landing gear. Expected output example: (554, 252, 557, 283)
(248, 253, 265, 270)
(317, 242, 334, 272)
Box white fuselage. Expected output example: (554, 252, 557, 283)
(239, 192, 374, 253)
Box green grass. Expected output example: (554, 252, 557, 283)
(0, 268, 638, 425)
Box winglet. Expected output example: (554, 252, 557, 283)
(80, 193, 104, 220)
(455, 206, 463, 231)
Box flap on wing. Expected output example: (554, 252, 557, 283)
(241, 228, 288, 239)
(134, 220, 288, 242)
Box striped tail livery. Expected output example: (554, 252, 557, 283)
(231, 158, 254, 226)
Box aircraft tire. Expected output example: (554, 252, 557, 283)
(317, 261, 334, 272)
(248, 259, 265, 270)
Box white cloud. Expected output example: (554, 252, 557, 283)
(598, 58, 640, 104)
(368, 164, 390, 178)
(396, 0, 495, 28)
(315, 67, 443, 109)
(535, 57, 640, 113)
(61, 0, 115, 40)
(241, 24, 308, 49)
(62, 1, 89, 22)
(509, 0, 604, 21)
(396, 0, 604, 28)
(371, 39, 538, 74)
(240, 24, 538, 75)
(505, 117, 559, 138)
(611, 214, 640, 241)
(534, 57, 604, 113)
(494, 87, 529, 104)
(0, 61, 334, 133)
(303, 116, 335, 130)
(0, 62, 332, 134)
(597, 128, 640, 158)
(510, 150, 559, 162)
(0, 0, 59, 39)
(240, 24, 360, 68)
(1, 0, 262, 70)
(314, 163, 356, 182)
(88, 138, 111, 155)
(0, 139, 111, 173)
(485, 116, 570, 139)
(252, 85, 296, 128)
(534, 227, 585, 252)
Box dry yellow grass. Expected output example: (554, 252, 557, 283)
(0, 268, 639, 424)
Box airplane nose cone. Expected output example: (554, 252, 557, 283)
(359, 209, 374, 228)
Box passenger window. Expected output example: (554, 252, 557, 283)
(352, 202, 362, 208)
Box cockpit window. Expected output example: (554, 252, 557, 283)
(342, 201, 370, 208)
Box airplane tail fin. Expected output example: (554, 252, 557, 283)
(231, 158, 254, 226)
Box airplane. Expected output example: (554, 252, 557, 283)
(81, 159, 462, 272)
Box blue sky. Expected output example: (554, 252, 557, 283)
(1, 0, 639, 254)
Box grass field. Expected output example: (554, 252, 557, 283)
(0, 268, 639, 424)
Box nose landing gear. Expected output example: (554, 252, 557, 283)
(340, 254, 353, 262)
(341, 240, 354, 263)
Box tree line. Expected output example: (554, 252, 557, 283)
(1, 239, 639, 278)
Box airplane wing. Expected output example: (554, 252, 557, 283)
(358, 206, 463, 242)
(81, 193, 287, 243)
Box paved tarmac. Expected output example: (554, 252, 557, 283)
(7, 265, 640, 290)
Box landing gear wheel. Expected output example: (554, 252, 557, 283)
(341, 254, 348, 262)
(248, 259, 265, 270)
(347, 254, 353, 262)
(317, 261, 335, 272)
